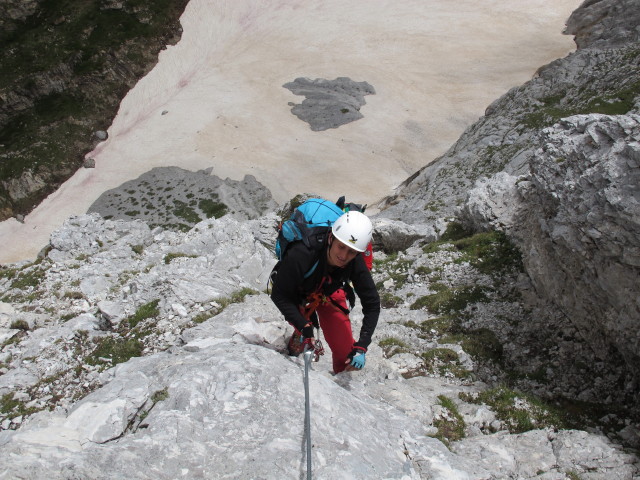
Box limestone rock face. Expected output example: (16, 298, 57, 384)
(518, 114, 640, 378)
(564, 0, 640, 48)
(1, 210, 638, 477)
(379, 0, 640, 395)
(460, 113, 640, 389)
(371, 218, 437, 253)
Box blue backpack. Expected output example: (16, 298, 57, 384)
(275, 198, 344, 278)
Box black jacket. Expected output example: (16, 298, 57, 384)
(270, 241, 380, 350)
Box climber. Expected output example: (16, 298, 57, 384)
(270, 210, 380, 373)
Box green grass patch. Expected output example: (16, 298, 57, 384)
(423, 222, 523, 275)
(192, 312, 214, 324)
(460, 386, 567, 433)
(380, 291, 403, 308)
(199, 198, 228, 219)
(125, 299, 160, 329)
(9, 320, 30, 331)
(378, 337, 411, 358)
(373, 253, 414, 289)
(522, 79, 640, 129)
(209, 288, 259, 316)
(172, 200, 201, 224)
(163, 252, 198, 264)
(0, 267, 17, 281)
(452, 231, 523, 274)
(86, 337, 144, 367)
(10, 265, 47, 290)
(0, 0, 188, 216)
(151, 387, 169, 403)
(414, 316, 455, 336)
(432, 395, 466, 446)
(421, 348, 471, 379)
(410, 285, 490, 313)
(64, 291, 84, 300)
(441, 327, 503, 364)
(0, 393, 40, 418)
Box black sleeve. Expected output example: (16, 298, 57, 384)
(270, 243, 318, 333)
(350, 255, 380, 350)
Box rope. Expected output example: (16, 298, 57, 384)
(303, 346, 313, 479)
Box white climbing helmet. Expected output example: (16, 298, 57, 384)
(331, 211, 373, 252)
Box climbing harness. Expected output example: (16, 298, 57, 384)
(303, 345, 313, 480)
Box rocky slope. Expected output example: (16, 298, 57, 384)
(378, 0, 640, 413)
(0, 212, 638, 478)
(459, 114, 640, 396)
(0, 0, 639, 477)
(0, 0, 188, 220)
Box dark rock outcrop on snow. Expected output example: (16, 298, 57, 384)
(87, 167, 278, 230)
(283, 77, 375, 131)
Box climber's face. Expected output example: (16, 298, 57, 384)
(327, 234, 359, 268)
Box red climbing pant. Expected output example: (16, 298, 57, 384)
(315, 289, 355, 374)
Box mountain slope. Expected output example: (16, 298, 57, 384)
(0, 213, 638, 478)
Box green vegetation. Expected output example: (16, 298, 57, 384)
(404, 315, 503, 368)
(151, 387, 169, 403)
(405, 316, 455, 338)
(441, 327, 503, 364)
(522, 79, 640, 129)
(379, 337, 411, 358)
(277, 194, 306, 220)
(199, 197, 228, 219)
(187, 288, 258, 325)
(410, 285, 490, 313)
(192, 311, 214, 324)
(380, 291, 403, 308)
(125, 299, 160, 328)
(163, 252, 198, 264)
(172, 200, 201, 224)
(64, 291, 84, 299)
(86, 336, 144, 367)
(373, 253, 413, 289)
(0, 0, 188, 216)
(423, 222, 523, 276)
(10, 265, 47, 290)
(0, 267, 17, 281)
(432, 395, 466, 446)
(420, 348, 471, 379)
(216, 288, 258, 310)
(460, 386, 567, 434)
(0, 393, 39, 418)
(9, 320, 30, 331)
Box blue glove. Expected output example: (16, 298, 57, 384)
(348, 348, 366, 369)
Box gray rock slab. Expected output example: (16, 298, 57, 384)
(0, 341, 486, 479)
